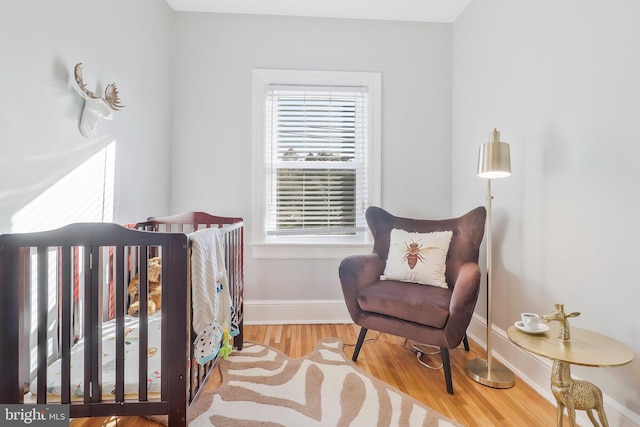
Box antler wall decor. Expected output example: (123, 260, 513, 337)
(74, 63, 125, 137)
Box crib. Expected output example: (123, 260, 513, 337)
(0, 212, 244, 426)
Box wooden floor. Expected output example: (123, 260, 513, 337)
(71, 323, 570, 427)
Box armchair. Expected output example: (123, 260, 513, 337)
(339, 206, 486, 394)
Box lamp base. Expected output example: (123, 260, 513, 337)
(466, 358, 515, 389)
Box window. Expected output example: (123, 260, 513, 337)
(253, 69, 380, 258)
(267, 86, 366, 236)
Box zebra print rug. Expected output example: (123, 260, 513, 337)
(186, 337, 462, 427)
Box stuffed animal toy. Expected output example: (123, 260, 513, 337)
(128, 257, 162, 316)
(220, 328, 233, 360)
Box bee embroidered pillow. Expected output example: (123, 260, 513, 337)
(381, 229, 453, 288)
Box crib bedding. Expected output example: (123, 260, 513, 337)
(32, 312, 163, 398)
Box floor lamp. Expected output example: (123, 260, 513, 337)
(466, 128, 515, 389)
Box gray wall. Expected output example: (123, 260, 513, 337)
(170, 13, 454, 301)
(453, 0, 640, 420)
(0, 0, 173, 230)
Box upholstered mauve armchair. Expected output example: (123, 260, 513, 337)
(339, 206, 486, 394)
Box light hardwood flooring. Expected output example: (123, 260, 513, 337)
(71, 323, 570, 426)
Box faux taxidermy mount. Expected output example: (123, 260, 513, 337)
(74, 63, 125, 138)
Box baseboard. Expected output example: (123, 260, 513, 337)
(467, 313, 640, 427)
(243, 299, 352, 325)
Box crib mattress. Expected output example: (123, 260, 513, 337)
(31, 312, 163, 398)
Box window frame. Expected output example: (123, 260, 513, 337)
(252, 69, 381, 259)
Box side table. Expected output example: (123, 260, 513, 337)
(507, 322, 633, 427)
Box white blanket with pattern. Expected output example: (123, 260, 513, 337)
(189, 228, 236, 364)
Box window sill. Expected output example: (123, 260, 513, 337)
(250, 239, 373, 260)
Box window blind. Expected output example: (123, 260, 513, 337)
(266, 85, 368, 236)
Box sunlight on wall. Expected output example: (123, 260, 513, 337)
(12, 142, 116, 232)
(14, 143, 116, 384)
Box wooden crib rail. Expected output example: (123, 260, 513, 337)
(137, 211, 244, 232)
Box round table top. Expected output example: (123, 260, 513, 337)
(507, 322, 634, 367)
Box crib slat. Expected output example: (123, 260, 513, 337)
(83, 246, 101, 403)
(94, 246, 104, 402)
(83, 247, 91, 403)
(36, 246, 48, 403)
(0, 245, 24, 403)
(60, 246, 72, 403)
(114, 246, 126, 402)
(138, 246, 149, 402)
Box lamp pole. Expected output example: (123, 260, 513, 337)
(486, 178, 495, 374)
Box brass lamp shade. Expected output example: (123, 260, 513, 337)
(478, 129, 511, 179)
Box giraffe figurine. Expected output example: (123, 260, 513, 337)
(543, 303, 580, 341)
(542, 304, 608, 427)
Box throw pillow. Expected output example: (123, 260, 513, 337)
(381, 228, 453, 288)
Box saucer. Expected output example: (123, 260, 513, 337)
(514, 321, 549, 334)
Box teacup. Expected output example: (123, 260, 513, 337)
(521, 313, 540, 331)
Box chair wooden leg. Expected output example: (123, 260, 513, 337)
(463, 334, 470, 351)
(352, 327, 368, 361)
(441, 347, 454, 394)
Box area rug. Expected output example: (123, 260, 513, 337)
(180, 337, 462, 426)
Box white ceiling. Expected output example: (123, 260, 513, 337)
(165, 0, 472, 23)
